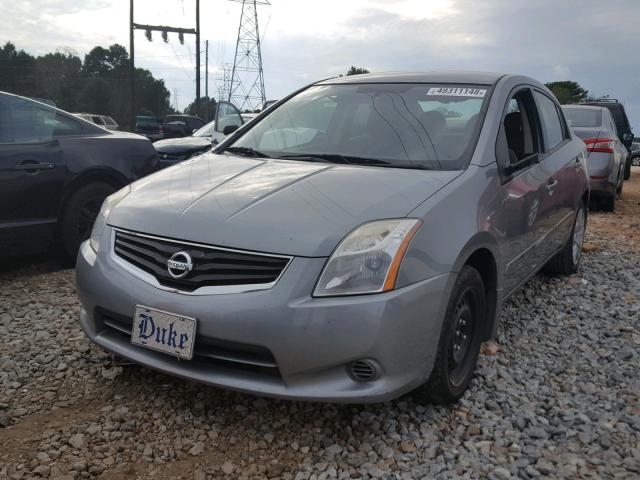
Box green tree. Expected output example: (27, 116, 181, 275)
(0, 42, 37, 96)
(184, 96, 217, 120)
(83, 44, 129, 77)
(0, 42, 173, 130)
(34, 50, 83, 112)
(545, 81, 589, 105)
(345, 66, 370, 76)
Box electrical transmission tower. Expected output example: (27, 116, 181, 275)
(216, 63, 233, 105)
(228, 0, 269, 112)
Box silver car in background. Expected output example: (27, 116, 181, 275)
(76, 72, 589, 403)
(562, 105, 627, 211)
(73, 113, 119, 131)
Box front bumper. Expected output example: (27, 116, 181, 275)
(76, 234, 450, 403)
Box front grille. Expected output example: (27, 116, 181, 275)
(114, 230, 290, 292)
(97, 308, 281, 379)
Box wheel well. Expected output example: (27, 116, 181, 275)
(464, 248, 498, 341)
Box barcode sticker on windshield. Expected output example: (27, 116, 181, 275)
(427, 87, 487, 98)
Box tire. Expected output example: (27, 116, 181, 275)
(601, 193, 616, 212)
(423, 266, 486, 404)
(624, 157, 631, 180)
(544, 202, 587, 275)
(59, 182, 116, 262)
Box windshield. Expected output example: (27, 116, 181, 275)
(227, 83, 489, 170)
(193, 121, 215, 137)
(563, 107, 602, 128)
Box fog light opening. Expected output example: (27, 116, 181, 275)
(348, 359, 380, 382)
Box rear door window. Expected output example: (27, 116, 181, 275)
(534, 92, 565, 151)
(52, 115, 84, 136)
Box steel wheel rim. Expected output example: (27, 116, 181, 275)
(447, 289, 476, 388)
(572, 207, 586, 265)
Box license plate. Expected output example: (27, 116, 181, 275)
(131, 305, 197, 360)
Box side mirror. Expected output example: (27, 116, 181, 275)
(223, 125, 239, 135)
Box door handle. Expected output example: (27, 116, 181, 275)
(545, 180, 558, 193)
(13, 162, 55, 171)
(574, 156, 582, 169)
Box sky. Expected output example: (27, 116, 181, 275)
(1, 0, 639, 132)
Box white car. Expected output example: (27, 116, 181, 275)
(73, 113, 119, 131)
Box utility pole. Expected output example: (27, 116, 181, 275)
(205, 39, 209, 121)
(129, 0, 201, 129)
(129, 0, 135, 132)
(228, 0, 269, 112)
(195, 0, 201, 119)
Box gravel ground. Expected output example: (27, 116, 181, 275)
(1, 171, 639, 480)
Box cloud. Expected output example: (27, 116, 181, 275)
(1, 0, 639, 132)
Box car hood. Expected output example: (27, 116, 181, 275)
(108, 153, 461, 257)
(154, 136, 212, 154)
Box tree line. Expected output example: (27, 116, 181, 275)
(0, 45, 603, 134)
(0, 42, 177, 130)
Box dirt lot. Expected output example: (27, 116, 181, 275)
(587, 167, 640, 251)
(1, 170, 639, 480)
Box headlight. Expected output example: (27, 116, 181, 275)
(313, 219, 422, 297)
(89, 185, 131, 253)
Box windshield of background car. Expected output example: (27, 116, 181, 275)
(563, 107, 602, 128)
(228, 83, 490, 170)
(194, 121, 215, 137)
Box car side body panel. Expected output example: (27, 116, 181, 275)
(0, 91, 160, 258)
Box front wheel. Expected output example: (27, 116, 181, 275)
(544, 202, 587, 275)
(59, 182, 116, 262)
(423, 266, 486, 404)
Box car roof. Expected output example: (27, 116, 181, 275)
(316, 71, 506, 86)
(563, 105, 604, 112)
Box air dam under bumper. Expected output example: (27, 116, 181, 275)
(76, 239, 450, 403)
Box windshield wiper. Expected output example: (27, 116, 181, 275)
(278, 153, 431, 170)
(224, 146, 271, 158)
(277, 153, 350, 164)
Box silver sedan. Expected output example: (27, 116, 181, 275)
(76, 71, 589, 403)
(563, 105, 627, 211)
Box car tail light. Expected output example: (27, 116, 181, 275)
(584, 138, 614, 154)
(159, 125, 165, 135)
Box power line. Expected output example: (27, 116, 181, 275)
(169, 42, 194, 81)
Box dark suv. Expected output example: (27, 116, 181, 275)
(0, 91, 160, 261)
(584, 99, 634, 179)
